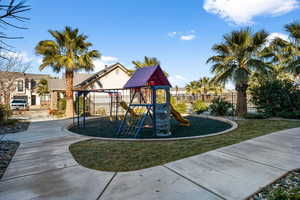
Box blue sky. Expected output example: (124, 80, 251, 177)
(7, 0, 300, 88)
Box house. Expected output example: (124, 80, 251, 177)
(0, 72, 51, 106)
(47, 63, 131, 110)
(0, 63, 131, 111)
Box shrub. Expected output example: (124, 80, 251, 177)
(74, 96, 89, 115)
(209, 97, 233, 116)
(243, 113, 269, 119)
(192, 100, 208, 114)
(0, 104, 6, 123)
(48, 109, 65, 116)
(95, 107, 106, 115)
(173, 101, 188, 114)
(0, 104, 11, 124)
(249, 79, 300, 116)
(57, 98, 66, 111)
(171, 96, 188, 114)
(278, 111, 300, 119)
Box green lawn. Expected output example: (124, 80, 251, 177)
(69, 120, 300, 172)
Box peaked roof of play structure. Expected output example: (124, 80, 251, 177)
(123, 65, 172, 88)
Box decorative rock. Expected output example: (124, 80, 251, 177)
(0, 141, 19, 180)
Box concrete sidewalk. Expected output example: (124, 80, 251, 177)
(0, 119, 299, 200)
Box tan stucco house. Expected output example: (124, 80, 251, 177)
(47, 63, 131, 110)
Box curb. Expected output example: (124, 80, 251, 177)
(63, 115, 238, 142)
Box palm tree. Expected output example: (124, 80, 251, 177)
(35, 26, 100, 117)
(185, 80, 200, 100)
(268, 22, 300, 76)
(132, 56, 160, 69)
(132, 56, 169, 77)
(36, 79, 49, 96)
(198, 77, 211, 94)
(207, 28, 270, 116)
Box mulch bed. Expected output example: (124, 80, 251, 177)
(70, 116, 232, 139)
(0, 141, 19, 180)
(250, 170, 300, 200)
(0, 121, 30, 135)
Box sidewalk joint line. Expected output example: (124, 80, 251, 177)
(97, 172, 117, 200)
(163, 165, 226, 200)
(217, 150, 287, 171)
(0, 163, 79, 182)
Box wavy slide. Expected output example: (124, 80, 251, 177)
(170, 104, 190, 127)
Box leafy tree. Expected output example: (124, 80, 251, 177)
(0, 53, 31, 105)
(249, 79, 300, 117)
(36, 78, 49, 96)
(207, 28, 270, 116)
(268, 22, 300, 76)
(35, 26, 101, 117)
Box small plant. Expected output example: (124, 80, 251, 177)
(173, 101, 188, 114)
(209, 97, 233, 116)
(95, 107, 106, 115)
(57, 98, 66, 111)
(192, 100, 208, 114)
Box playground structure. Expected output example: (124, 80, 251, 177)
(74, 65, 190, 138)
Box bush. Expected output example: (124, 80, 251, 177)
(57, 98, 66, 111)
(278, 111, 300, 119)
(0, 104, 11, 124)
(75, 96, 89, 115)
(0, 104, 6, 123)
(243, 113, 269, 119)
(95, 107, 106, 115)
(173, 101, 188, 114)
(48, 109, 65, 116)
(249, 79, 300, 116)
(192, 100, 208, 114)
(209, 97, 233, 116)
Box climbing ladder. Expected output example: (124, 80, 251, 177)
(117, 105, 152, 138)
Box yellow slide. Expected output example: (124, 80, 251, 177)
(170, 104, 190, 127)
(120, 101, 138, 117)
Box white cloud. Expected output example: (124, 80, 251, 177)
(203, 0, 299, 25)
(266, 32, 289, 46)
(168, 31, 197, 41)
(93, 56, 118, 72)
(180, 34, 196, 41)
(168, 32, 177, 37)
(169, 74, 188, 86)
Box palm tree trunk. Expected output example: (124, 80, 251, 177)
(65, 71, 74, 117)
(235, 83, 248, 116)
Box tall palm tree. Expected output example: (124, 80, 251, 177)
(207, 28, 270, 116)
(268, 22, 300, 76)
(35, 26, 100, 117)
(132, 56, 160, 69)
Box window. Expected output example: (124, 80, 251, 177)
(40, 94, 50, 101)
(156, 89, 167, 104)
(17, 80, 24, 92)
